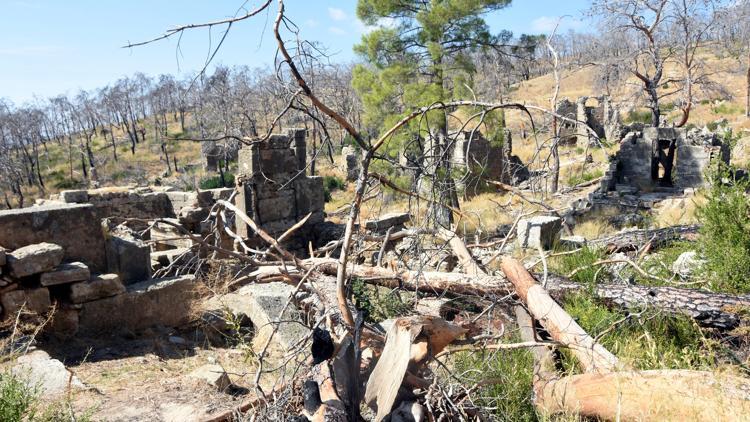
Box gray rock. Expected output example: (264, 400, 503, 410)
(559, 235, 587, 249)
(11, 350, 85, 396)
(40, 262, 90, 286)
(69, 273, 125, 304)
(1, 288, 51, 317)
(672, 251, 705, 278)
(0, 245, 6, 266)
(516, 216, 562, 250)
(6, 243, 64, 278)
(188, 364, 231, 392)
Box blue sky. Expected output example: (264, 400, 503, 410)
(0, 0, 590, 104)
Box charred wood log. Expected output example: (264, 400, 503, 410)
(305, 258, 749, 330)
(588, 224, 700, 252)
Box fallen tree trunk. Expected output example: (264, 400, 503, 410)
(573, 282, 750, 331)
(500, 257, 623, 373)
(589, 224, 700, 252)
(304, 258, 748, 329)
(535, 369, 750, 421)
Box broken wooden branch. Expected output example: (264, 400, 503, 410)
(500, 257, 622, 373)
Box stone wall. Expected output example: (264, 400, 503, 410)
(613, 127, 729, 191)
(235, 129, 325, 245)
(0, 204, 107, 272)
(557, 96, 622, 146)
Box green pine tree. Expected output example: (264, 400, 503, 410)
(353, 0, 512, 227)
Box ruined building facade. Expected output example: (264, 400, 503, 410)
(235, 129, 325, 249)
(612, 127, 729, 191)
(557, 96, 622, 145)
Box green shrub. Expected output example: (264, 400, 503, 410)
(563, 295, 720, 371)
(351, 278, 410, 323)
(0, 372, 37, 421)
(624, 109, 653, 125)
(550, 246, 609, 286)
(566, 169, 603, 187)
(199, 172, 235, 190)
(696, 172, 750, 293)
(451, 344, 536, 421)
(323, 175, 345, 202)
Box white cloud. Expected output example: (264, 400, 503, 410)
(328, 26, 347, 35)
(354, 17, 399, 34)
(531, 16, 583, 33)
(328, 7, 348, 21)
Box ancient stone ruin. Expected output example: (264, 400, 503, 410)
(611, 127, 729, 191)
(0, 129, 324, 339)
(557, 95, 622, 145)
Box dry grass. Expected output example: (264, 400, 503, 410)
(652, 193, 706, 228)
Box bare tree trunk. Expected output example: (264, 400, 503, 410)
(746, 47, 750, 117)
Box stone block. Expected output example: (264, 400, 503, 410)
(151, 248, 194, 267)
(150, 219, 193, 250)
(1, 288, 51, 318)
(258, 149, 298, 176)
(260, 134, 293, 150)
(365, 212, 411, 233)
(69, 273, 125, 304)
(222, 282, 309, 354)
(47, 307, 79, 339)
(40, 262, 90, 286)
(105, 230, 151, 285)
(77, 275, 198, 334)
(258, 192, 296, 222)
(0, 204, 107, 272)
(11, 350, 85, 397)
(189, 364, 231, 392)
(59, 190, 89, 203)
(517, 216, 562, 250)
(7, 243, 64, 278)
(294, 176, 325, 215)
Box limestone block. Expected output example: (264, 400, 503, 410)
(7, 243, 64, 278)
(40, 262, 90, 286)
(672, 251, 705, 278)
(223, 282, 309, 354)
(151, 248, 194, 267)
(47, 307, 79, 338)
(258, 149, 298, 175)
(59, 189, 89, 203)
(105, 231, 151, 285)
(258, 191, 296, 222)
(294, 176, 325, 215)
(77, 275, 198, 334)
(0, 204, 107, 272)
(1, 288, 51, 317)
(517, 216, 562, 250)
(189, 364, 231, 392)
(365, 213, 411, 233)
(69, 273, 126, 304)
(260, 134, 293, 150)
(150, 219, 193, 250)
(11, 350, 85, 396)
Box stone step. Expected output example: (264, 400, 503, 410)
(69, 273, 126, 304)
(40, 262, 90, 286)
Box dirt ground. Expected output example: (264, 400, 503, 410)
(39, 326, 281, 422)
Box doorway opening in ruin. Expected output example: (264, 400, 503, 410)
(651, 138, 677, 187)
